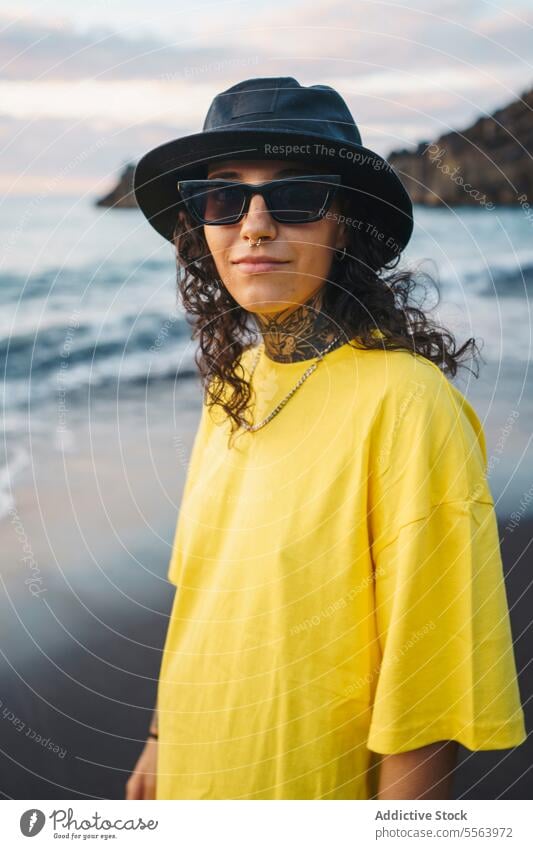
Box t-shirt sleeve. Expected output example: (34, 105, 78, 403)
(366, 356, 526, 754)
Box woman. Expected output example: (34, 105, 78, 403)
(126, 77, 526, 800)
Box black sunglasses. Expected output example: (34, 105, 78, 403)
(176, 174, 342, 225)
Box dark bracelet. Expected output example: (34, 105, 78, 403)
(147, 731, 158, 740)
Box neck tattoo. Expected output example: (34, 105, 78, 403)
(254, 289, 345, 363)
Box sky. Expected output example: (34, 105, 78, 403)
(1, 0, 531, 195)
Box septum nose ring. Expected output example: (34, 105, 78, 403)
(248, 237, 262, 247)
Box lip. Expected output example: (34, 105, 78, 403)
(235, 261, 290, 273)
(232, 256, 290, 273)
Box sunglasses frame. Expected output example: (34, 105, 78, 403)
(176, 174, 342, 225)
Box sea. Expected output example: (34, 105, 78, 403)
(1, 195, 532, 519)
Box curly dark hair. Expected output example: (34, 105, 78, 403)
(172, 187, 483, 447)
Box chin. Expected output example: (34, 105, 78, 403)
(239, 293, 300, 313)
(230, 281, 304, 314)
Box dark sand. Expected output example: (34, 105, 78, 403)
(0, 386, 531, 800)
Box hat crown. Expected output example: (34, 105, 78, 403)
(203, 76, 362, 147)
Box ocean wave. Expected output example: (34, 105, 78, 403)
(476, 263, 533, 297)
(3, 342, 199, 411)
(0, 446, 29, 519)
(0, 258, 175, 303)
(1, 311, 190, 380)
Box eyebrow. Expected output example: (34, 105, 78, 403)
(207, 167, 310, 179)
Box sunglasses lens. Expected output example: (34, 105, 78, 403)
(180, 177, 336, 224)
(189, 185, 245, 223)
(271, 181, 331, 222)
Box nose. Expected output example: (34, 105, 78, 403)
(240, 193, 277, 243)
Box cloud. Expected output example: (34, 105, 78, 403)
(0, 112, 200, 196)
(0, 79, 216, 123)
(0, 2, 531, 194)
(2, 2, 532, 84)
(0, 13, 261, 82)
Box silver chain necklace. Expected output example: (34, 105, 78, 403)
(238, 332, 344, 432)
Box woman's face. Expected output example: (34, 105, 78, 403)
(202, 159, 346, 316)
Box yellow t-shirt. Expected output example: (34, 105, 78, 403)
(155, 339, 526, 800)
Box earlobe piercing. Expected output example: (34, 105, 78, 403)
(334, 246, 347, 261)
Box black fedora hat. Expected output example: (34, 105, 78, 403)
(133, 76, 413, 261)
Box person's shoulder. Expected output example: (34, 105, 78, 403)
(384, 351, 481, 429)
(367, 348, 484, 447)
(358, 346, 452, 406)
(367, 350, 492, 506)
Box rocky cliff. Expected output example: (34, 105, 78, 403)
(388, 86, 533, 206)
(95, 163, 137, 208)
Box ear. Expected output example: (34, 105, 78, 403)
(330, 196, 348, 251)
(334, 222, 348, 252)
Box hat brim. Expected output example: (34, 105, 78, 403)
(133, 127, 413, 259)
